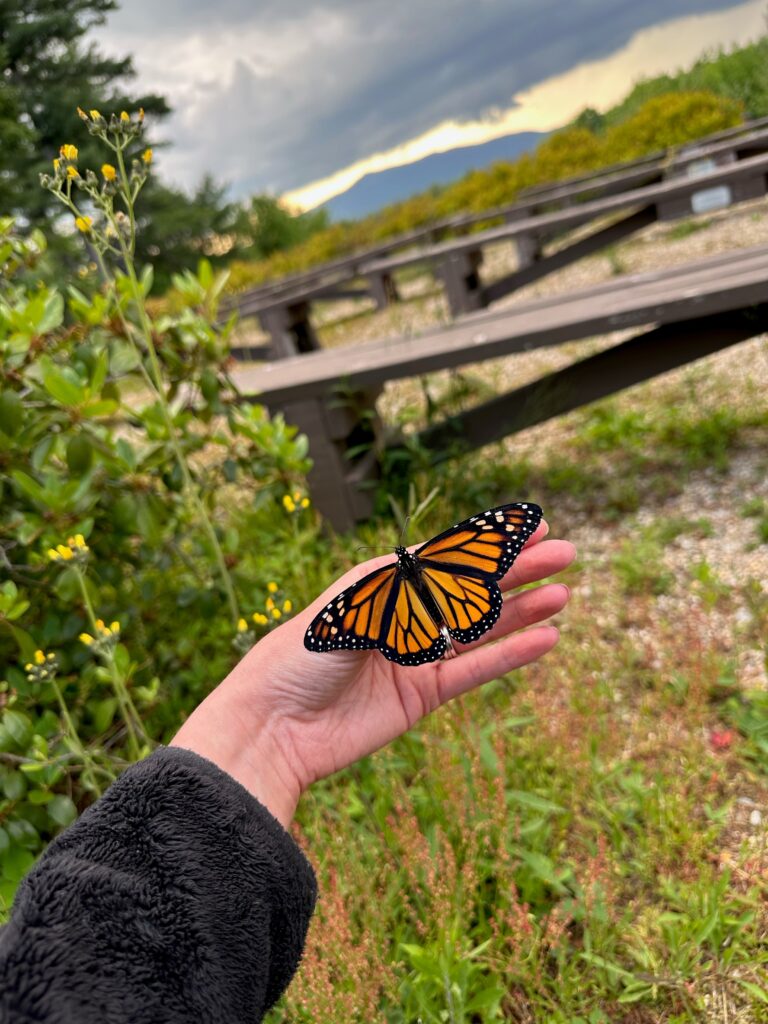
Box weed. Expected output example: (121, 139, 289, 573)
(664, 217, 713, 241)
(612, 532, 674, 596)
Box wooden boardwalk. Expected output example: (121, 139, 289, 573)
(234, 143, 768, 357)
(234, 244, 768, 528)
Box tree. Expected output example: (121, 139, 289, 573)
(0, 0, 169, 226)
(136, 176, 245, 293)
(241, 195, 329, 260)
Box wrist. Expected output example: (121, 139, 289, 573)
(170, 687, 301, 829)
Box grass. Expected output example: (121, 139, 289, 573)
(664, 217, 713, 241)
(264, 350, 768, 1022)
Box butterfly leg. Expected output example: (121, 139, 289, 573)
(439, 625, 458, 660)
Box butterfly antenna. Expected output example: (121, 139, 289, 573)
(399, 515, 411, 547)
(354, 543, 393, 555)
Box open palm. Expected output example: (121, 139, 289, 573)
(173, 522, 575, 826)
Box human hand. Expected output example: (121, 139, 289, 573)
(171, 521, 575, 826)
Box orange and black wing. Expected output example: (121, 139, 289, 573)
(415, 502, 542, 645)
(304, 563, 448, 666)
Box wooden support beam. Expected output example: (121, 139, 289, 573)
(258, 301, 320, 358)
(482, 205, 656, 306)
(413, 304, 768, 458)
(436, 249, 484, 317)
(273, 388, 383, 530)
(368, 270, 400, 309)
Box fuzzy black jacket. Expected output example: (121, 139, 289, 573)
(0, 746, 317, 1024)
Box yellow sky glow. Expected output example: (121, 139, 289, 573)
(284, 0, 766, 212)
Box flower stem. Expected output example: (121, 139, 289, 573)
(75, 567, 145, 761)
(50, 679, 103, 797)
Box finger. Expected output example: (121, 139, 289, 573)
(500, 539, 576, 593)
(456, 582, 569, 651)
(436, 625, 560, 704)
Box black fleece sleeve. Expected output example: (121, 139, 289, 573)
(0, 746, 317, 1024)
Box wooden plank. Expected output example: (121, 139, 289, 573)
(233, 244, 768, 403)
(482, 205, 656, 305)
(358, 151, 768, 279)
(415, 305, 768, 456)
(225, 118, 768, 316)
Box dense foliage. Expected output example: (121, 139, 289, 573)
(0, 213, 314, 909)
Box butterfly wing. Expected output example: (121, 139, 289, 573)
(415, 502, 542, 645)
(304, 562, 447, 666)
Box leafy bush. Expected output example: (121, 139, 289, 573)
(0, 118, 316, 911)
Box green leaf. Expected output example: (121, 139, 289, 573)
(38, 291, 64, 334)
(507, 790, 566, 814)
(92, 697, 118, 734)
(81, 398, 119, 418)
(517, 849, 570, 893)
(10, 470, 46, 504)
(66, 434, 93, 475)
(48, 795, 77, 828)
(0, 390, 23, 437)
(2, 710, 33, 748)
(39, 357, 85, 406)
(27, 789, 53, 805)
(0, 844, 35, 882)
(1, 771, 26, 800)
(0, 827, 9, 855)
(738, 980, 768, 1004)
(92, 347, 109, 393)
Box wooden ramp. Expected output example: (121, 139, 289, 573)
(234, 244, 768, 529)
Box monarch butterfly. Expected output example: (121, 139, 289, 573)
(305, 502, 542, 666)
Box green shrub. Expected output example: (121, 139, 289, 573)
(0, 121, 316, 913)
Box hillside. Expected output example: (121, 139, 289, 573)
(322, 131, 545, 221)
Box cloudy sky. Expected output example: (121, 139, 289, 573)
(92, 0, 765, 209)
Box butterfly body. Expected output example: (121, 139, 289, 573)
(305, 502, 542, 667)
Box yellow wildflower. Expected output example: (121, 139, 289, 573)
(79, 633, 94, 646)
(300, 497, 310, 509)
(55, 543, 74, 560)
(101, 164, 117, 181)
(59, 144, 78, 161)
(271, 608, 282, 620)
(282, 599, 292, 613)
(120, 111, 130, 122)
(89, 110, 102, 121)
(25, 663, 33, 672)
(109, 622, 120, 634)
(34, 650, 46, 666)
(66, 166, 79, 179)
(75, 216, 93, 233)
(53, 158, 60, 171)
(73, 534, 87, 549)
(237, 618, 248, 632)
(265, 597, 275, 611)
(76, 106, 88, 120)
(142, 148, 153, 164)
(138, 107, 145, 122)
(267, 582, 278, 593)
(282, 494, 296, 514)
(252, 612, 268, 626)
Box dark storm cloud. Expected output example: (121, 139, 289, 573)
(94, 0, 750, 196)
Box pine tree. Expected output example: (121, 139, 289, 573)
(0, 0, 169, 224)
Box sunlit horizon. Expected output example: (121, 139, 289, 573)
(283, 0, 765, 212)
